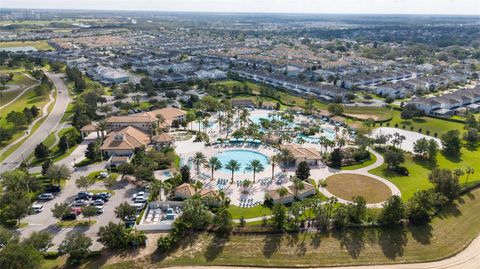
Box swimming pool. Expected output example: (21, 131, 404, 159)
(249, 113, 271, 125)
(215, 149, 270, 174)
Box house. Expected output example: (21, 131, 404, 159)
(100, 126, 150, 157)
(266, 188, 295, 205)
(375, 83, 406, 98)
(152, 133, 175, 150)
(288, 181, 316, 200)
(195, 69, 226, 80)
(105, 107, 186, 131)
(88, 65, 129, 85)
(260, 101, 276, 110)
(232, 99, 255, 107)
(279, 144, 322, 166)
(174, 183, 220, 205)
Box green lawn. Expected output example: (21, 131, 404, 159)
(370, 146, 480, 201)
(386, 110, 465, 137)
(56, 220, 96, 228)
(227, 205, 272, 219)
(340, 151, 377, 170)
(0, 40, 54, 50)
(98, 188, 480, 268)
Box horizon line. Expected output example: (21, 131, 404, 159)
(1, 7, 479, 17)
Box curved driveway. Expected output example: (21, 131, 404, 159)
(0, 72, 69, 172)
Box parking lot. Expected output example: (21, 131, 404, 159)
(20, 163, 141, 251)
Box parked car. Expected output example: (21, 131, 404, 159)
(72, 200, 88, 207)
(77, 191, 93, 198)
(95, 205, 104, 214)
(70, 207, 83, 215)
(92, 193, 110, 201)
(44, 185, 61, 193)
(31, 204, 44, 213)
(91, 199, 105, 206)
(98, 172, 109, 178)
(134, 196, 147, 203)
(37, 193, 54, 201)
(61, 212, 77, 221)
(132, 191, 145, 200)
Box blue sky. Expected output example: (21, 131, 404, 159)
(2, 0, 479, 15)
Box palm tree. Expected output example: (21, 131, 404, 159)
(192, 152, 206, 175)
(217, 113, 225, 133)
(225, 159, 241, 184)
(277, 186, 289, 199)
(465, 167, 475, 185)
(202, 118, 210, 133)
(156, 114, 166, 132)
(245, 159, 265, 183)
(336, 137, 346, 149)
(279, 148, 294, 172)
(205, 156, 222, 181)
(194, 181, 203, 193)
(240, 108, 250, 126)
(292, 177, 305, 198)
(268, 154, 281, 181)
(325, 196, 338, 228)
(318, 136, 327, 155)
(97, 120, 107, 141)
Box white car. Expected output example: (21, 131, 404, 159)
(72, 200, 88, 207)
(95, 205, 104, 213)
(98, 172, 109, 178)
(91, 199, 105, 206)
(132, 191, 145, 200)
(32, 204, 44, 213)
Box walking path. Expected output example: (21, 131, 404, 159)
(164, 235, 480, 269)
(0, 72, 39, 110)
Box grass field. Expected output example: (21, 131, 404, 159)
(340, 151, 377, 170)
(325, 173, 392, 203)
(227, 205, 272, 219)
(0, 40, 54, 50)
(88, 187, 480, 268)
(387, 110, 465, 137)
(370, 145, 480, 201)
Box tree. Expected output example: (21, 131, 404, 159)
(0, 243, 42, 269)
(180, 195, 211, 229)
(271, 203, 287, 229)
(114, 202, 137, 221)
(134, 166, 154, 182)
(117, 162, 135, 177)
(465, 167, 475, 185)
(51, 202, 70, 223)
(82, 205, 98, 223)
(245, 159, 265, 183)
(268, 154, 281, 181)
(292, 177, 305, 197)
(347, 196, 367, 224)
(428, 139, 438, 162)
(192, 152, 207, 174)
(205, 156, 222, 181)
(225, 159, 240, 184)
(332, 204, 350, 229)
(0, 169, 40, 193)
(180, 165, 191, 183)
(428, 168, 460, 200)
(279, 148, 294, 172)
(463, 128, 479, 145)
(85, 140, 102, 161)
(213, 210, 233, 233)
(379, 195, 405, 225)
(75, 176, 95, 192)
(97, 222, 145, 250)
(413, 138, 429, 159)
(0, 191, 31, 225)
(407, 190, 446, 225)
(327, 103, 344, 116)
(401, 104, 424, 120)
(22, 231, 53, 252)
(441, 130, 461, 157)
(58, 233, 92, 264)
(329, 148, 343, 168)
(295, 161, 310, 180)
(45, 164, 71, 186)
(34, 143, 50, 160)
(384, 150, 405, 171)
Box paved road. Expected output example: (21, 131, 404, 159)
(0, 72, 69, 172)
(165, 235, 480, 269)
(0, 72, 39, 110)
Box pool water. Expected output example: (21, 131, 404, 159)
(249, 113, 271, 125)
(215, 149, 270, 174)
